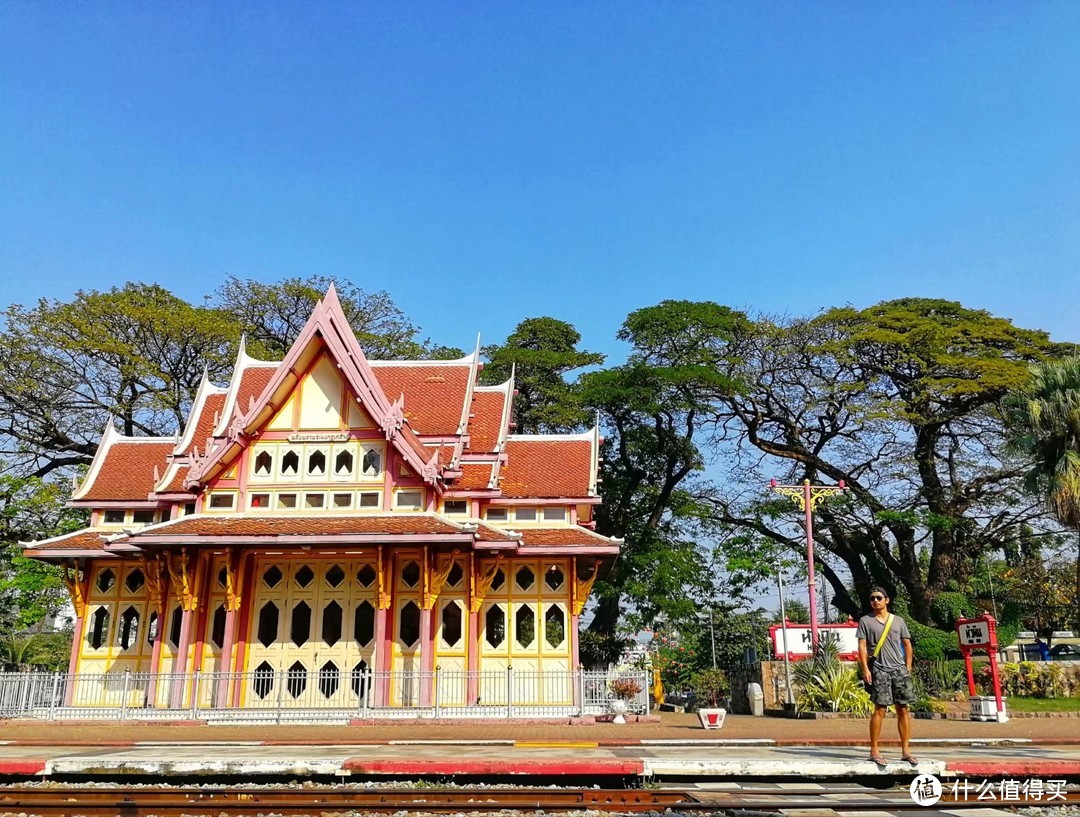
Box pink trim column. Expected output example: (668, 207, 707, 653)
(375, 607, 390, 706)
(467, 611, 480, 705)
(145, 611, 166, 706)
(64, 616, 84, 706)
(216, 609, 238, 708)
(571, 613, 581, 710)
(419, 608, 434, 707)
(170, 609, 195, 708)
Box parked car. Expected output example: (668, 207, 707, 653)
(1049, 644, 1080, 661)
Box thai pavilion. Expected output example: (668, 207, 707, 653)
(23, 286, 621, 715)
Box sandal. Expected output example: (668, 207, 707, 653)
(869, 754, 888, 767)
(902, 754, 919, 766)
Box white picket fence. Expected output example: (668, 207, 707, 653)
(0, 668, 649, 723)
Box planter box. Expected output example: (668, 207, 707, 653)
(697, 708, 726, 729)
(969, 695, 1008, 723)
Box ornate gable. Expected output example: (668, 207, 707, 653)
(185, 285, 439, 490)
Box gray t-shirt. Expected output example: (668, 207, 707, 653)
(857, 613, 911, 671)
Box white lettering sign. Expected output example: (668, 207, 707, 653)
(959, 621, 991, 647)
(771, 624, 859, 659)
(287, 432, 351, 443)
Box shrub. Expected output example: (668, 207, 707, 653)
(975, 661, 1068, 698)
(608, 678, 643, 701)
(796, 659, 873, 716)
(793, 641, 872, 715)
(688, 669, 730, 708)
(915, 658, 967, 697)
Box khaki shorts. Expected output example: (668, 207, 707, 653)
(870, 666, 915, 707)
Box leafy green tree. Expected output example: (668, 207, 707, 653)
(0, 283, 238, 476)
(482, 317, 604, 434)
(212, 275, 434, 360)
(1003, 357, 1080, 629)
(704, 299, 1070, 625)
(580, 301, 747, 634)
(0, 473, 86, 634)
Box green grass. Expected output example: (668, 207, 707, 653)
(1005, 697, 1080, 712)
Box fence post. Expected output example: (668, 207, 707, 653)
(362, 668, 371, 719)
(49, 672, 60, 721)
(433, 666, 441, 720)
(120, 670, 131, 721)
(578, 667, 586, 717)
(275, 669, 285, 725)
(191, 670, 201, 720)
(19, 673, 32, 715)
(506, 665, 513, 719)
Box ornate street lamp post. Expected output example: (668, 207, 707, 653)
(769, 478, 848, 650)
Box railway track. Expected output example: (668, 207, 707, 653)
(1, 785, 1077, 816)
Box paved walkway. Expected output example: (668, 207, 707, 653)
(3, 711, 1080, 744)
(1, 713, 1078, 780)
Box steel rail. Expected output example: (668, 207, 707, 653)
(0, 786, 1077, 816)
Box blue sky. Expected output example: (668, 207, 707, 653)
(2, 2, 1078, 360)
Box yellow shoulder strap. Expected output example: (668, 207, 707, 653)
(873, 614, 894, 658)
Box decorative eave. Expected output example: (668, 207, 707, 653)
(68, 420, 174, 506)
(185, 286, 442, 491)
(211, 336, 278, 438)
(69, 419, 118, 502)
(174, 367, 228, 456)
(20, 528, 123, 562)
(98, 512, 520, 552)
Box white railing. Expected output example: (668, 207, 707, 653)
(0, 668, 648, 723)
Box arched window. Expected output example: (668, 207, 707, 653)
(361, 447, 381, 476)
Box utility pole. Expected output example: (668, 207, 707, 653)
(769, 478, 847, 650)
(776, 563, 794, 706)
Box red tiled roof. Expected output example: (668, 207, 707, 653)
(22, 529, 108, 554)
(518, 527, 616, 547)
(126, 514, 472, 539)
(233, 367, 276, 423)
(467, 391, 505, 452)
(185, 393, 226, 454)
(80, 441, 175, 501)
(499, 439, 592, 498)
(158, 464, 190, 493)
(452, 463, 494, 491)
(372, 365, 470, 436)
(472, 522, 517, 543)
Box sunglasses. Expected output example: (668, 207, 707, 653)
(869, 595, 886, 601)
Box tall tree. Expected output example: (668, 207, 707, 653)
(482, 317, 604, 434)
(579, 301, 747, 634)
(0, 473, 86, 634)
(212, 275, 433, 360)
(705, 299, 1071, 625)
(0, 284, 238, 476)
(1003, 356, 1080, 628)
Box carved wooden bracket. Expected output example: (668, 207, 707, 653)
(142, 555, 168, 615)
(572, 559, 599, 616)
(424, 549, 460, 610)
(166, 548, 206, 612)
(61, 561, 89, 620)
(376, 545, 391, 610)
(222, 547, 243, 613)
(469, 554, 505, 614)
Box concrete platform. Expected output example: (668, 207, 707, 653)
(1, 739, 1079, 780)
(1, 712, 1078, 782)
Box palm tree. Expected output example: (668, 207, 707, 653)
(1004, 357, 1080, 632)
(0, 633, 46, 670)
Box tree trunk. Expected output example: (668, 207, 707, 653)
(588, 595, 621, 637)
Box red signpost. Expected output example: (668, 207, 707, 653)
(955, 612, 1008, 722)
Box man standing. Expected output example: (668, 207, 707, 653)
(857, 587, 916, 766)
